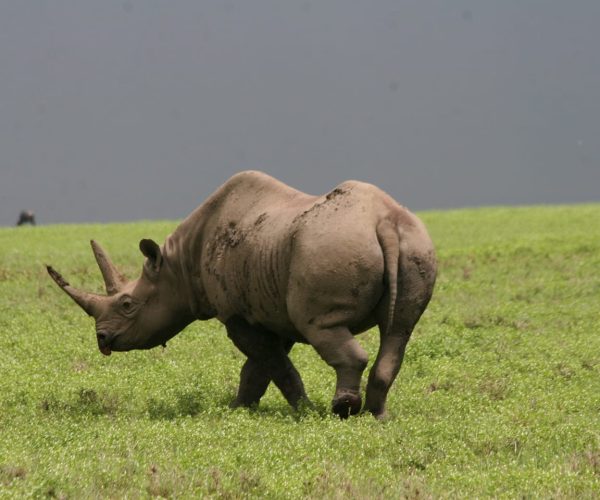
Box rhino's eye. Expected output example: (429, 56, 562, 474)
(119, 296, 137, 316)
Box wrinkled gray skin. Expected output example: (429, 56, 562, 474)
(47, 171, 436, 419)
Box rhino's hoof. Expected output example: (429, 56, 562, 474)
(229, 398, 259, 409)
(229, 399, 243, 409)
(332, 391, 362, 419)
(369, 409, 389, 421)
(292, 396, 315, 412)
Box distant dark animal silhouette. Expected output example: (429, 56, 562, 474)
(16, 210, 36, 226)
(47, 171, 437, 419)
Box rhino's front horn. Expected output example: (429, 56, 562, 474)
(46, 265, 103, 317)
(90, 240, 127, 295)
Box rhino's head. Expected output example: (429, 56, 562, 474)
(47, 239, 193, 355)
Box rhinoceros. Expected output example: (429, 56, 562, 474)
(17, 210, 36, 226)
(47, 171, 436, 418)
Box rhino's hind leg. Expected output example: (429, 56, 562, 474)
(225, 317, 308, 409)
(302, 325, 368, 419)
(364, 331, 412, 419)
(365, 253, 436, 419)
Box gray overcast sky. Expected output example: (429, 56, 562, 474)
(1, 1, 599, 226)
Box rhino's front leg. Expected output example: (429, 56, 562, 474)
(230, 340, 294, 408)
(230, 358, 271, 408)
(225, 317, 309, 409)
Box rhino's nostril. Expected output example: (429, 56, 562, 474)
(96, 332, 113, 356)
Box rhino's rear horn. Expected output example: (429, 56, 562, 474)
(90, 240, 127, 295)
(46, 265, 103, 317)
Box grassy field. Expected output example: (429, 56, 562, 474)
(1, 204, 599, 498)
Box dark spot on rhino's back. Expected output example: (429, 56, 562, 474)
(292, 187, 350, 226)
(254, 212, 268, 227)
(215, 222, 246, 248)
(326, 187, 348, 201)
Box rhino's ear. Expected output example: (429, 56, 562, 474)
(139, 239, 162, 277)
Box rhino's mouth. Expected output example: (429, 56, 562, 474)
(97, 331, 113, 356)
(99, 345, 112, 356)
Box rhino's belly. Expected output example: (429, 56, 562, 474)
(245, 306, 309, 343)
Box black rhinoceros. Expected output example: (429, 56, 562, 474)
(47, 171, 436, 419)
(17, 210, 36, 226)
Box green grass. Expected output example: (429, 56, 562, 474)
(1, 205, 599, 498)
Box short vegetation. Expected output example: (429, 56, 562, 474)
(1, 204, 599, 498)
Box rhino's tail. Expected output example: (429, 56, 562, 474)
(376, 219, 402, 336)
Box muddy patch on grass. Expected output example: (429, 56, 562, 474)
(0, 464, 26, 485)
(39, 388, 120, 417)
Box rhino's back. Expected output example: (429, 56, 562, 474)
(191, 172, 416, 337)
